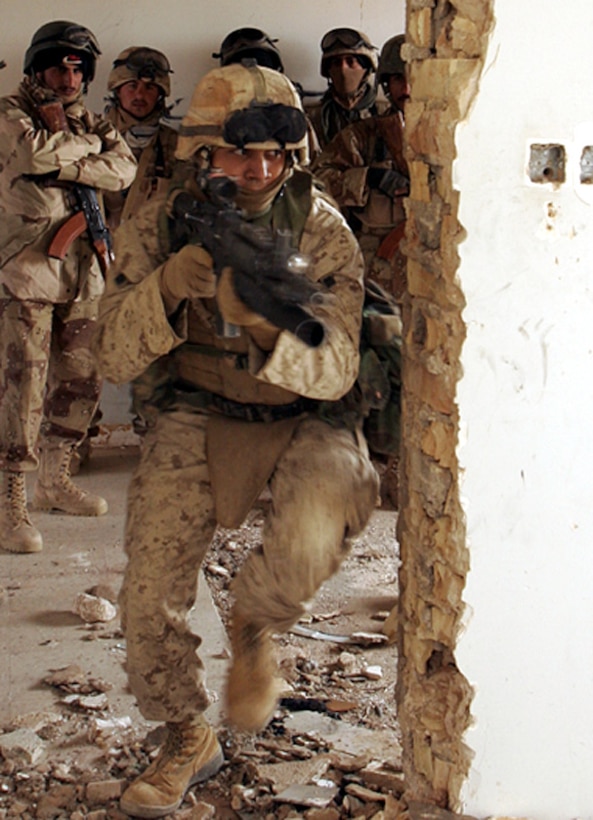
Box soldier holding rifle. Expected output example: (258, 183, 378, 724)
(0, 20, 136, 553)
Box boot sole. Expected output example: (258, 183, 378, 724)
(31, 501, 108, 517)
(119, 748, 224, 818)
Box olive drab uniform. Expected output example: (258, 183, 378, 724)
(93, 170, 380, 722)
(312, 107, 409, 302)
(0, 77, 136, 470)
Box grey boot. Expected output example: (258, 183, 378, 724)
(32, 444, 108, 516)
(0, 471, 43, 553)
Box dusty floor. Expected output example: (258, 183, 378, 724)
(0, 445, 403, 818)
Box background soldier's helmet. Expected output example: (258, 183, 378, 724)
(108, 47, 173, 97)
(212, 28, 284, 73)
(176, 63, 309, 165)
(23, 20, 101, 84)
(320, 27, 378, 78)
(377, 35, 406, 85)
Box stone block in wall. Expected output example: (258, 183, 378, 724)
(421, 419, 456, 468)
(412, 59, 482, 120)
(410, 161, 432, 203)
(406, 360, 456, 415)
(409, 8, 433, 49)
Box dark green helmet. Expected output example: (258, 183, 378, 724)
(377, 35, 406, 84)
(212, 28, 284, 72)
(23, 20, 101, 83)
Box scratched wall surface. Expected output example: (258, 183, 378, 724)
(396, 0, 494, 810)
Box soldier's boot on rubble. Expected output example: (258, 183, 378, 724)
(32, 443, 108, 516)
(119, 716, 224, 818)
(0, 471, 43, 553)
(225, 615, 284, 732)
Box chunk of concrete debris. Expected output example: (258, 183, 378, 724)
(62, 692, 109, 711)
(0, 727, 46, 765)
(85, 779, 125, 804)
(273, 782, 339, 808)
(73, 592, 117, 623)
(258, 755, 332, 793)
(360, 760, 405, 795)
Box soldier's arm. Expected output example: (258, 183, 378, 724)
(254, 191, 364, 402)
(312, 122, 372, 208)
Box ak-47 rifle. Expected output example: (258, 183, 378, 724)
(35, 100, 114, 275)
(170, 173, 326, 348)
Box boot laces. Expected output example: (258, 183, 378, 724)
(7, 473, 29, 525)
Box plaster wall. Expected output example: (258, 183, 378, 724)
(455, 1, 593, 817)
(0, 0, 403, 425)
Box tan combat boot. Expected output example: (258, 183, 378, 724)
(225, 614, 284, 732)
(32, 444, 108, 516)
(0, 471, 43, 553)
(120, 716, 224, 818)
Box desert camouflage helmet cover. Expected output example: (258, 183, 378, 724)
(108, 46, 172, 97)
(377, 35, 405, 83)
(320, 27, 378, 77)
(23, 20, 101, 82)
(176, 63, 309, 164)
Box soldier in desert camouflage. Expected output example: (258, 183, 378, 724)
(0, 20, 136, 554)
(313, 35, 410, 302)
(92, 62, 379, 818)
(305, 26, 386, 150)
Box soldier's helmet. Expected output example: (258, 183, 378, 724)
(176, 62, 309, 165)
(24, 20, 101, 85)
(212, 28, 284, 73)
(108, 47, 173, 97)
(320, 27, 378, 78)
(377, 35, 406, 85)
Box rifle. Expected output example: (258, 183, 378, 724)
(35, 100, 114, 275)
(170, 173, 326, 348)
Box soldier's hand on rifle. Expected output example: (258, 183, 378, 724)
(159, 244, 217, 313)
(367, 168, 410, 199)
(217, 268, 279, 350)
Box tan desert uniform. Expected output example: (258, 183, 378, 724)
(306, 82, 386, 151)
(0, 77, 136, 471)
(313, 109, 409, 301)
(92, 173, 380, 721)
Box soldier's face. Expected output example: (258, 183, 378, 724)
(388, 74, 410, 113)
(211, 147, 286, 191)
(117, 80, 161, 119)
(328, 55, 366, 99)
(38, 65, 83, 102)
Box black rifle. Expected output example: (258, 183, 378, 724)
(170, 174, 326, 348)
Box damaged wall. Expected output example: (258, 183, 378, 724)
(396, 0, 494, 810)
(454, 1, 593, 818)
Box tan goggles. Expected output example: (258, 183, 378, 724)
(321, 28, 373, 52)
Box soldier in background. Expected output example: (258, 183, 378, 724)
(313, 35, 410, 303)
(305, 27, 385, 150)
(0, 21, 136, 553)
(212, 27, 321, 160)
(103, 46, 177, 230)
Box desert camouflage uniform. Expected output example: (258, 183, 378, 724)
(0, 77, 137, 471)
(103, 107, 178, 232)
(305, 83, 387, 151)
(313, 108, 408, 302)
(92, 174, 380, 721)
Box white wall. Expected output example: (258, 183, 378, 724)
(455, 1, 593, 817)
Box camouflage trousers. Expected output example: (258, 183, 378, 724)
(120, 408, 380, 722)
(0, 298, 102, 471)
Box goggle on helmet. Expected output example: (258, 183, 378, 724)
(176, 63, 309, 165)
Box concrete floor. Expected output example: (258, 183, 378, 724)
(0, 446, 229, 731)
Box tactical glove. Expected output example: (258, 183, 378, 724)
(367, 168, 410, 198)
(217, 268, 279, 350)
(159, 244, 217, 312)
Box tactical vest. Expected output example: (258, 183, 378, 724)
(158, 170, 318, 417)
